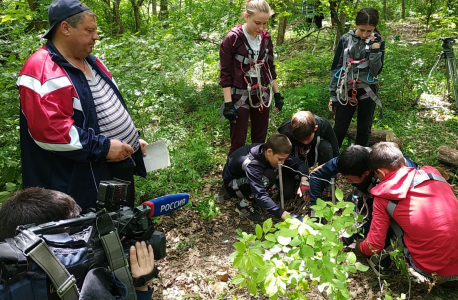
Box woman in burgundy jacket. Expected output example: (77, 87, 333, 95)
(219, 0, 284, 156)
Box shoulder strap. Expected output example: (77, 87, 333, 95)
(96, 213, 137, 300)
(410, 169, 447, 188)
(14, 230, 80, 300)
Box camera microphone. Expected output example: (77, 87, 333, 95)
(141, 193, 190, 218)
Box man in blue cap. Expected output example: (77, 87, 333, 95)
(17, 0, 148, 211)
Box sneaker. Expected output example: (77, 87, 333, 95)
(236, 199, 262, 222)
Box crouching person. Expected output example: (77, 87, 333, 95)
(355, 142, 458, 284)
(0, 188, 156, 299)
(222, 134, 310, 222)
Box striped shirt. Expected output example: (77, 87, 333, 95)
(86, 60, 139, 152)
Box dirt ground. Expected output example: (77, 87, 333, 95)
(149, 174, 458, 300)
(147, 20, 458, 300)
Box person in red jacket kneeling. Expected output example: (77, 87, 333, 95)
(356, 142, 458, 284)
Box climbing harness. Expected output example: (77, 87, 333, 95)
(233, 32, 273, 112)
(334, 34, 383, 114)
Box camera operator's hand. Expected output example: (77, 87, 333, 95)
(107, 139, 134, 162)
(130, 241, 155, 291)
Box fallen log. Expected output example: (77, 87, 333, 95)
(437, 145, 458, 168)
(346, 124, 401, 146)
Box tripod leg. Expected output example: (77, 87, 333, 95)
(446, 56, 458, 109)
(415, 52, 445, 106)
(428, 52, 445, 80)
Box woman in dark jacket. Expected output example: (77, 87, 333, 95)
(329, 8, 385, 148)
(220, 0, 284, 156)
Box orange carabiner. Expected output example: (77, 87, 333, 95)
(349, 89, 358, 106)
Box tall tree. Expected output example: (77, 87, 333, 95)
(402, 0, 405, 19)
(25, 0, 46, 32)
(112, 0, 125, 34)
(276, 16, 287, 46)
(152, 0, 157, 16)
(159, 0, 167, 20)
(130, 0, 146, 32)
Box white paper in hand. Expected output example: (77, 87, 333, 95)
(143, 140, 170, 172)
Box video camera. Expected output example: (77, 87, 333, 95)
(0, 180, 189, 299)
(440, 37, 456, 50)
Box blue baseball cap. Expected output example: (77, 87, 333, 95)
(42, 0, 91, 39)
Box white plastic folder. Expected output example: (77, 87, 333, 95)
(143, 140, 170, 172)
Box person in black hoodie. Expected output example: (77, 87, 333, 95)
(278, 111, 340, 169)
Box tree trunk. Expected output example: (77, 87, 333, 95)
(437, 145, 458, 167)
(159, 0, 168, 20)
(346, 124, 401, 146)
(401, 0, 405, 19)
(383, 0, 387, 16)
(25, 0, 46, 32)
(113, 0, 125, 34)
(152, 0, 157, 16)
(130, 0, 145, 33)
(276, 16, 287, 46)
(330, 2, 347, 50)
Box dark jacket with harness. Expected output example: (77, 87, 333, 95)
(220, 25, 277, 90)
(277, 115, 339, 167)
(222, 144, 308, 218)
(330, 30, 385, 108)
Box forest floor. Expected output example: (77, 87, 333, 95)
(149, 20, 458, 300)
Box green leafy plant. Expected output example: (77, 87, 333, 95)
(230, 191, 369, 300)
(195, 197, 220, 220)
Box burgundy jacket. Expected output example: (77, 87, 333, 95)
(219, 25, 277, 89)
(359, 166, 458, 276)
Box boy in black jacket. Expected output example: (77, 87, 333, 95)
(278, 111, 340, 169)
(222, 134, 309, 221)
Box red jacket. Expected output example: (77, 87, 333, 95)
(359, 166, 458, 276)
(219, 25, 277, 89)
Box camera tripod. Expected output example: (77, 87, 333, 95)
(422, 37, 458, 109)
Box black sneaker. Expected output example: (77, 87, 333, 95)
(236, 199, 262, 222)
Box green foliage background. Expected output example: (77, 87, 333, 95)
(1, 0, 457, 204)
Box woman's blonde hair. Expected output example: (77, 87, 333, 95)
(244, 0, 273, 17)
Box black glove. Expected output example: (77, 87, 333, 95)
(290, 213, 304, 222)
(274, 93, 284, 111)
(223, 102, 237, 121)
(365, 33, 382, 53)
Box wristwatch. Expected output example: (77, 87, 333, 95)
(132, 265, 159, 287)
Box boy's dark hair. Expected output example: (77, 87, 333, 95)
(291, 111, 316, 142)
(337, 145, 371, 176)
(265, 134, 292, 155)
(369, 142, 405, 172)
(0, 187, 81, 241)
(355, 8, 379, 28)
